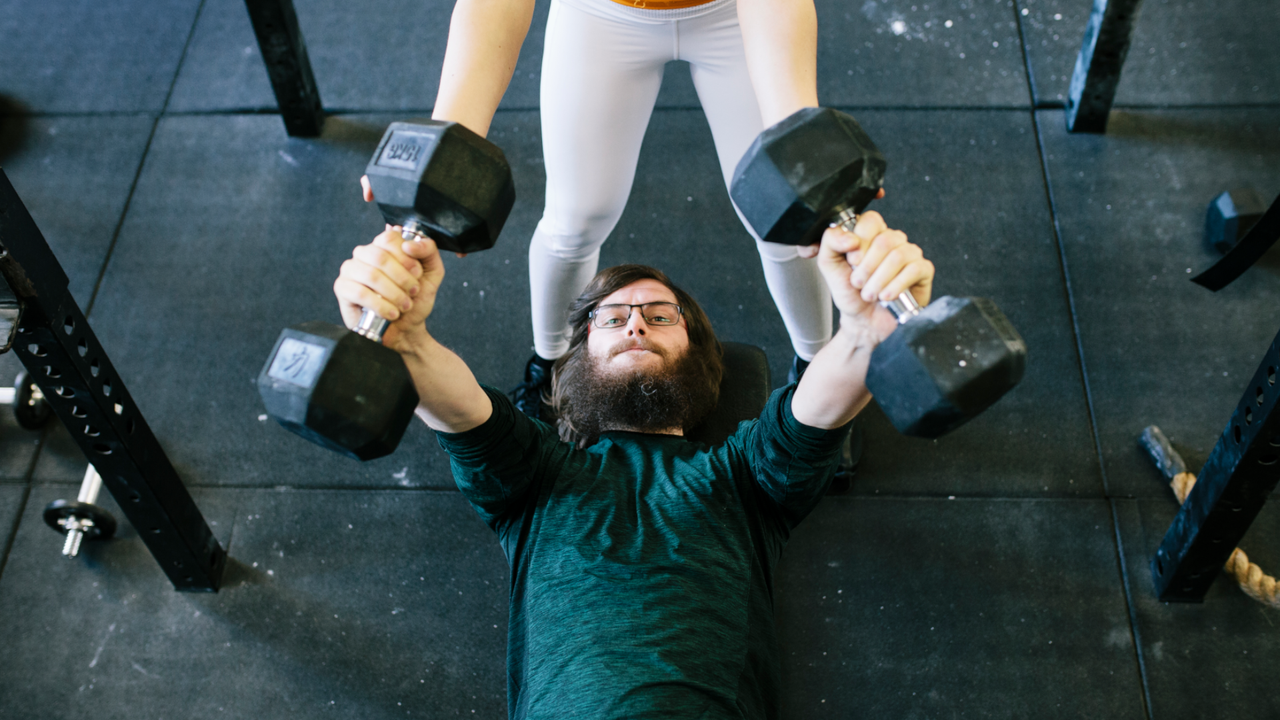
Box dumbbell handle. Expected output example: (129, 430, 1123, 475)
(830, 208, 921, 324)
(78, 464, 103, 504)
(354, 221, 432, 343)
(62, 465, 104, 557)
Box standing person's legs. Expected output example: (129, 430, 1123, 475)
(513, 0, 669, 418)
(531, 1, 669, 360)
(680, 3, 858, 480)
(678, 2, 833, 365)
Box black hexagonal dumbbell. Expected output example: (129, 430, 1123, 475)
(730, 107, 1026, 438)
(257, 120, 516, 460)
(1205, 188, 1267, 254)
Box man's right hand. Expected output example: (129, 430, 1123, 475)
(333, 228, 446, 353)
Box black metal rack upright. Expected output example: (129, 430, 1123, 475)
(0, 169, 225, 591)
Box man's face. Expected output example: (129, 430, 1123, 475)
(586, 279, 690, 377)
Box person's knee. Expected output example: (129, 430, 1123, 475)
(532, 215, 616, 262)
(754, 238, 808, 263)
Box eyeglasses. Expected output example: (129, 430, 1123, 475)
(588, 301, 683, 329)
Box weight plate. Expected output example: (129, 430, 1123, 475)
(13, 370, 52, 430)
(42, 499, 117, 541)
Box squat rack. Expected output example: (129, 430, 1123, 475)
(0, 170, 225, 592)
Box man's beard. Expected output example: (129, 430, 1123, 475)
(560, 342, 718, 440)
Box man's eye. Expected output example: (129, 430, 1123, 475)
(649, 314, 672, 324)
(601, 317, 625, 327)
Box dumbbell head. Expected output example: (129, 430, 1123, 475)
(13, 369, 52, 430)
(730, 107, 886, 246)
(257, 321, 420, 461)
(866, 296, 1026, 438)
(1205, 188, 1267, 254)
(365, 121, 516, 254)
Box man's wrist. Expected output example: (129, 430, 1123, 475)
(394, 325, 438, 362)
(834, 312, 882, 353)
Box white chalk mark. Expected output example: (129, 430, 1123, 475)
(89, 623, 116, 668)
(278, 150, 299, 167)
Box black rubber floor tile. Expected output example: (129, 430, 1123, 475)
(1019, 0, 1280, 107)
(0, 0, 201, 113)
(0, 483, 26, 554)
(0, 354, 42, 482)
(163, 0, 275, 113)
(1039, 108, 1280, 496)
(776, 497, 1145, 718)
(32, 112, 546, 488)
(0, 486, 509, 719)
(0, 114, 155, 308)
(1114, 497, 1280, 718)
(818, 0, 1030, 107)
(170, 0, 551, 114)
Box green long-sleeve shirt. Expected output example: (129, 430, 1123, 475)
(436, 383, 849, 719)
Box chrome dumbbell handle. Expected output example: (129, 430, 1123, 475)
(61, 465, 104, 558)
(829, 208, 921, 325)
(354, 221, 431, 343)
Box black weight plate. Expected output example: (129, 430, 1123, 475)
(13, 370, 52, 430)
(42, 499, 117, 541)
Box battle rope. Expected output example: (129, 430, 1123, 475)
(1142, 426, 1279, 608)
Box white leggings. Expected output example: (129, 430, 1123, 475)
(528, 0, 832, 361)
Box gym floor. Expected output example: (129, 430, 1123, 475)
(1, 0, 1278, 717)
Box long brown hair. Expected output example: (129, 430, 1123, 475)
(550, 265, 723, 447)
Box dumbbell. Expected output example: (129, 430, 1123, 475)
(0, 370, 53, 430)
(1205, 188, 1267, 254)
(730, 107, 1026, 438)
(44, 464, 117, 558)
(257, 120, 515, 460)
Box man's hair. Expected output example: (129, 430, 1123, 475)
(550, 265, 723, 447)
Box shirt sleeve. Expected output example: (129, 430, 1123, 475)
(730, 383, 852, 530)
(434, 385, 563, 529)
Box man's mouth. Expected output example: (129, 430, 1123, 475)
(613, 342, 658, 357)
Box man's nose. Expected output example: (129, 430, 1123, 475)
(626, 313, 648, 335)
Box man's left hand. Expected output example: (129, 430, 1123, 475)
(817, 211, 934, 341)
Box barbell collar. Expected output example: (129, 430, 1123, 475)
(400, 219, 429, 244)
(831, 207, 859, 233)
(355, 309, 389, 343)
(882, 292, 921, 324)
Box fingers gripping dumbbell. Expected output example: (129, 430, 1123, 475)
(730, 107, 1026, 438)
(43, 464, 117, 558)
(257, 121, 516, 460)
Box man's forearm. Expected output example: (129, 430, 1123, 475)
(737, 0, 819, 127)
(398, 329, 493, 433)
(790, 322, 876, 429)
(433, 0, 536, 137)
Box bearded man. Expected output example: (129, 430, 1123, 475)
(333, 212, 934, 719)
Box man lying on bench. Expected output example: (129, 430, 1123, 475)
(332, 211, 933, 718)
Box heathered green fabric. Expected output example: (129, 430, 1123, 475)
(436, 383, 848, 720)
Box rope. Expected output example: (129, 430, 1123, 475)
(1169, 471, 1280, 608)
